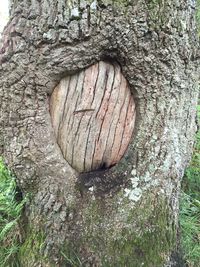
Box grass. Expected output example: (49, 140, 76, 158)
(179, 105, 200, 267)
(0, 158, 25, 267)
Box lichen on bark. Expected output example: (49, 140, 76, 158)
(0, 0, 199, 266)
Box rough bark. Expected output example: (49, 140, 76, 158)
(0, 0, 199, 266)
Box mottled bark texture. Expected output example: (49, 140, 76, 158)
(0, 0, 199, 266)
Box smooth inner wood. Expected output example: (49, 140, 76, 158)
(50, 61, 136, 173)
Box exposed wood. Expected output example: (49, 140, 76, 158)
(50, 61, 136, 172)
(0, 1, 198, 265)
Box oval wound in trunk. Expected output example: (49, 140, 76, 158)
(50, 61, 136, 173)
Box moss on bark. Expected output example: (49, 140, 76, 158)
(19, 228, 48, 267)
(60, 192, 176, 267)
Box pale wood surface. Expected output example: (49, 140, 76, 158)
(50, 61, 136, 172)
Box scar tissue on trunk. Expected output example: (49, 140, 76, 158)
(50, 61, 136, 173)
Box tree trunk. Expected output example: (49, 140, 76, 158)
(0, 0, 199, 266)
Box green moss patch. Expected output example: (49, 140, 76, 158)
(19, 228, 47, 267)
(61, 194, 176, 267)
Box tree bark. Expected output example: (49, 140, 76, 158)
(0, 0, 199, 266)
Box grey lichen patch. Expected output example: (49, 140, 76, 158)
(70, 7, 80, 19)
(66, 0, 98, 22)
(98, 0, 131, 5)
(123, 167, 161, 203)
(43, 29, 57, 43)
(124, 176, 143, 202)
(124, 186, 142, 201)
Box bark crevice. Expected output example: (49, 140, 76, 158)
(0, 0, 199, 266)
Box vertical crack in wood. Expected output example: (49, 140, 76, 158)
(91, 62, 114, 170)
(50, 61, 136, 173)
(86, 61, 109, 171)
(105, 75, 128, 167)
(101, 67, 124, 168)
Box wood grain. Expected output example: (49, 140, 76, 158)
(50, 61, 136, 173)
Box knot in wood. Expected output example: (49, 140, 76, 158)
(50, 61, 136, 173)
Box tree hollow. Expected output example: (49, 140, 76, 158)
(50, 61, 136, 173)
